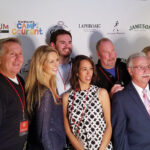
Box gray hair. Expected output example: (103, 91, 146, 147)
(127, 52, 147, 68)
(0, 37, 21, 56)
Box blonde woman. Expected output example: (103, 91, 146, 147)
(25, 45, 66, 150)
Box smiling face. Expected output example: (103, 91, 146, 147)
(52, 34, 72, 58)
(43, 52, 59, 77)
(128, 56, 150, 89)
(78, 59, 94, 87)
(97, 41, 117, 69)
(0, 42, 23, 78)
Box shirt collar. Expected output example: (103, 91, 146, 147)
(132, 81, 149, 91)
(60, 57, 72, 66)
(132, 81, 150, 99)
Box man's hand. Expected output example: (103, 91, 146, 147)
(110, 84, 124, 98)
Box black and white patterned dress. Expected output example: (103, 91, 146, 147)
(68, 85, 113, 150)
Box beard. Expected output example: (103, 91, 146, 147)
(60, 49, 72, 57)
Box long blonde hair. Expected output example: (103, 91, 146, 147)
(25, 45, 59, 115)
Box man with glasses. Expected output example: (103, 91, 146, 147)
(112, 52, 150, 150)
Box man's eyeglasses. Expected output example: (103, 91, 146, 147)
(131, 65, 150, 70)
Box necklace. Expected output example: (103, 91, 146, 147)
(71, 85, 91, 133)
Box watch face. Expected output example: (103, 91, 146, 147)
(115, 81, 124, 86)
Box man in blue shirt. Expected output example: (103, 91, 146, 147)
(50, 29, 72, 97)
(95, 38, 130, 97)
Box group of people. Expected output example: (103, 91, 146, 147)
(0, 29, 150, 150)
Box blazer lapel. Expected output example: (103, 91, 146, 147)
(128, 82, 150, 121)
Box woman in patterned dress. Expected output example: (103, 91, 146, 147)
(63, 55, 113, 150)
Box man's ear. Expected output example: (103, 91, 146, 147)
(50, 42, 55, 48)
(127, 67, 132, 76)
(97, 51, 100, 59)
(76, 73, 78, 77)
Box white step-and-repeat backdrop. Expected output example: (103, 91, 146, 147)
(0, 0, 150, 78)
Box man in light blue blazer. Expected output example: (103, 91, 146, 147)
(112, 52, 150, 150)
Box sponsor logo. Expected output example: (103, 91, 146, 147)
(49, 21, 70, 35)
(0, 23, 9, 33)
(108, 21, 125, 35)
(78, 23, 101, 32)
(12, 21, 43, 35)
(57, 21, 69, 30)
(45, 21, 70, 45)
(113, 21, 119, 32)
(129, 24, 150, 31)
